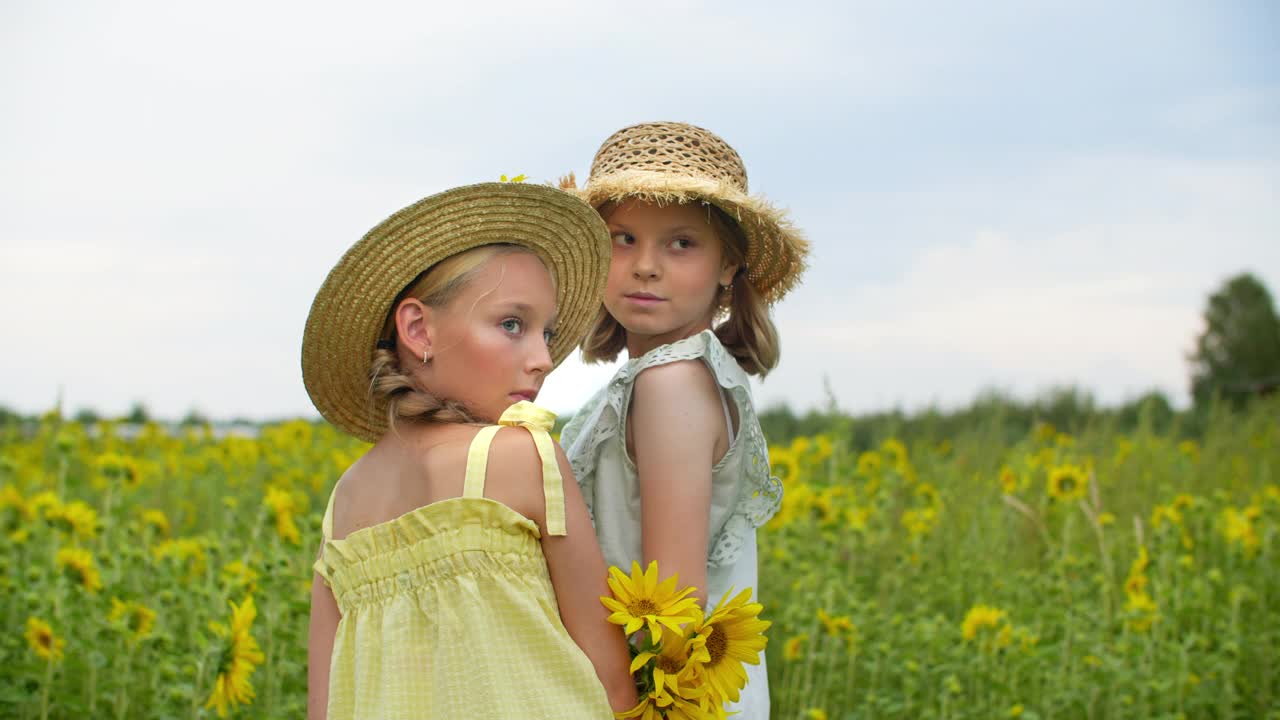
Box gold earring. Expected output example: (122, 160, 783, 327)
(423, 351, 431, 365)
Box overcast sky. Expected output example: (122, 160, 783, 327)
(3, 1, 1277, 421)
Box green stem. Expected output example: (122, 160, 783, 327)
(41, 652, 53, 720)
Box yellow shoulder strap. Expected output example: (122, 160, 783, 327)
(463, 425, 503, 499)
(321, 483, 338, 541)
(495, 401, 566, 536)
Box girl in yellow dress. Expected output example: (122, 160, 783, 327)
(302, 182, 637, 719)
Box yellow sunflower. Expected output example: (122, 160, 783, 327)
(783, 633, 808, 661)
(95, 452, 142, 490)
(1221, 507, 1260, 555)
(56, 546, 103, 593)
(601, 561, 700, 642)
(109, 598, 157, 643)
(627, 630, 708, 710)
(25, 616, 65, 662)
(856, 451, 883, 477)
(1123, 573, 1148, 599)
(1129, 545, 1150, 576)
(901, 507, 939, 538)
(816, 609, 854, 637)
(686, 588, 770, 706)
(47, 500, 100, 540)
(961, 604, 1006, 641)
(845, 506, 870, 533)
(767, 446, 801, 483)
(914, 482, 942, 509)
(1046, 465, 1088, 502)
(154, 537, 208, 577)
(617, 693, 715, 720)
(206, 596, 266, 718)
(881, 438, 908, 472)
(0, 484, 35, 521)
(141, 508, 171, 536)
(998, 466, 1019, 495)
(221, 560, 260, 592)
(29, 490, 63, 518)
(1125, 592, 1159, 633)
(263, 486, 301, 545)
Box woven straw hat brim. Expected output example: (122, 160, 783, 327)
(579, 169, 808, 304)
(301, 182, 610, 442)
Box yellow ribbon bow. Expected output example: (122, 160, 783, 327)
(464, 401, 566, 535)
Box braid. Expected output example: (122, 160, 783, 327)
(369, 348, 477, 428)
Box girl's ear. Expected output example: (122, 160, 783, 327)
(394, 298, 436, 362)
(718, 261, 741, 288)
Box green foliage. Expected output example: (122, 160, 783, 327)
(1190, 272, 1280, 409)
(759, 387, 1182, 448)
(0, 400, 1275, 718)
(763, 396, 1279, 718)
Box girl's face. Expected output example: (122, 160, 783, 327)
(407, 252, 557, 422)
(603, 199, 737, 357)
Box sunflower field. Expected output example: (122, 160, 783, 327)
(0, 397, 1276, 719)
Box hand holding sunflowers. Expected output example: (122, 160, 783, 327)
(601, 561, 771, 719)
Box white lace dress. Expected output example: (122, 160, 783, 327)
(561, 330, 782, 719)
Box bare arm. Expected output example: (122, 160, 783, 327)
(631, 360, 727, 609)
(307, 572, 340, 720)
(538, 442, 638, 712)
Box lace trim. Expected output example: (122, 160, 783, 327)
(562, 330, 782, 567)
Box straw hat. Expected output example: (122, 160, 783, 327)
(568, 121, 808, 303)
(301, 182, 611, 441)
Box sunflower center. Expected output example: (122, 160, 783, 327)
(656, 654, 683, 675)
(629, 599, 658, 616)
(1061, 477, 1076, 492)
(37, 629, 52, 650)
(705, 625, 727, 665)
(215, 641, 236, 675)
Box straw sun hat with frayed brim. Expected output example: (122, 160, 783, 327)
(302, 182, 611, 442)
(564, 121, 809, 304)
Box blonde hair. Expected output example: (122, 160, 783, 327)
(581, 202, 780, 376)
(370, 244, 541, 427)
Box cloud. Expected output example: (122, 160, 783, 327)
(1, 3, 1276, 419)
(760, 152, 1280, 412)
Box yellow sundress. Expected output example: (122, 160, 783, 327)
(314, 402, 613, 719)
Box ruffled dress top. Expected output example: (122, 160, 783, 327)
(315, 402, 613, 719)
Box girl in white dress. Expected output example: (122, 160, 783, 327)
(560, 122, 809, 719)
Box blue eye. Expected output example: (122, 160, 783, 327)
(543, 328, 556, 345)
(501, 318, 523, 334)
(611, 232, 634, 246)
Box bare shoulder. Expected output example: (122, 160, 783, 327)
(480, 426, 553, 521)
(484, 426, 545, 468)
(630, 358, 725, 460)
(633, 358, 720, 406)
(330, 453, 378, 541)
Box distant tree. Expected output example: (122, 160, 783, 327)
(180, 409, 210, 427)
(123, 402, 151, 424)
(1189, 273, 1280, 408)
(73, 408, 102, 425)
(1114, 391, 1175, 434)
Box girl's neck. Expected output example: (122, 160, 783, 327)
(624, 318, 713, 359)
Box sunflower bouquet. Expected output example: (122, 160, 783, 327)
(601, 561, 770, 720)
